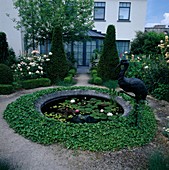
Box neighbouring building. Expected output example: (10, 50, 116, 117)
(145, 25, 169, 34)
(0, 0, 147, 66)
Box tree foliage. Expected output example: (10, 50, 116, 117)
(97, 25, 120, 81)
(130, 31, 165, 56)
(46, 26, 69, 83)
(12, 0, 94, 49)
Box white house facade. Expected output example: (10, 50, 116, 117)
(62, 0, 147, 66)
(94, 0, 147, 39)
(0, 0, 147, 66)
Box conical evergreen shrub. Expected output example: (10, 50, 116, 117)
(97, 25, 120, 81)
(47, 26, 69, 84)
(0, 64, 13, 84)
(0, 32, 9, 64)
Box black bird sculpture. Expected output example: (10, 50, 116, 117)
(117, 60, 147, 101)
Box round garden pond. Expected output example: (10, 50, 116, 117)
(3, 87, 157, 151)
(36, 89, 133, 123)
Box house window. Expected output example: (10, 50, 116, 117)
(94, 2, 105, 20)
(118, 2, 131, 21)
(116, 40, 130, 57)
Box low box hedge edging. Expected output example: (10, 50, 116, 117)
(3, 86, 157, 151)
(21, 78, 51, 89)
(0, 84, 14, 95)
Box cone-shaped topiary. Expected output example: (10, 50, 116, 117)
(97, 25, 120, 81)
(0, 32, 9, 64)
(0, 64, 13, 84)
(47, 26, 69, 84)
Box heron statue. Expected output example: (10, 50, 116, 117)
(116, 59, 147, 102)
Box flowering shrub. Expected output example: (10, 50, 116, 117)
(158, 35, 169, 63)
(163, 116, 169, 139)
(13, 50, 51, 81)
(126, 55, 169, 94)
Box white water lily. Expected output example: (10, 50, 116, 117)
(70, 99, 75, 103)
(107, 112, 113, 116)
(100, 109, 104, 112)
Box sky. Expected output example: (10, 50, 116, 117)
(146, 0, 169, 27)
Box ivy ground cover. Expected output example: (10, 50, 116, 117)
(3, 86, 157, 151)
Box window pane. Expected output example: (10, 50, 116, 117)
(119, 8, 130, 20)
(94, 8, 105, 19)
(116, 41, 130, 57)
(95, 2, 105, 7)
(120, 2, 131, 7)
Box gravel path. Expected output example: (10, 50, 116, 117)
(0, 74, 169, 170)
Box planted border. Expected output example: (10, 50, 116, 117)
(3, 86, 157, 151)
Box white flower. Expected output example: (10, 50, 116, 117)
(160, 40, 163, 44)
(41, 71, 43, 74)
(28, 57, 33, 61)
(144, 66, 148, 69)
(31, 50, 40, 54)
(165, 128, 169, 133)
(43, 55, 47, 58)
(70, 99, 75, 103)
(107, 112, 113, 116)
(38, 66, 43, 70)
(27, 66, 30, 70)
(100, 109, 104, 112)
(17, 64, 21, 67)
(28, 72, 32, 75)
(29, 62, 35, 66)
(49, 52, 52, 55)
(36, 70, 40, 74)
(46, 58, 50, 61)
(20, 68, 22, 71)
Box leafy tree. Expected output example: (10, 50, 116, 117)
(131, 31, 164, 56)
(0, 32, 9, 64)
(46, 26, 69, 83)
(11, 0, 94, 49)
(97, 25, 120, 81)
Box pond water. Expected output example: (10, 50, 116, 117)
(41, 95, 124, 123)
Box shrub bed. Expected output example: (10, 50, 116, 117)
(63, 75, 73, 84)
(0, 84, 13, 95)
(0, 64, 13, 84)
(3, 86, 157, 151)
(21, 78, 51, 89)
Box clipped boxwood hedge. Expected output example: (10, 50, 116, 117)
(21, 78, 51, 89)
(64, 75, 73, 84)
(0, 84, 13, 95)
(3, 86, 157, 151)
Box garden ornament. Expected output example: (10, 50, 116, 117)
(116, 59, 147, 102)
